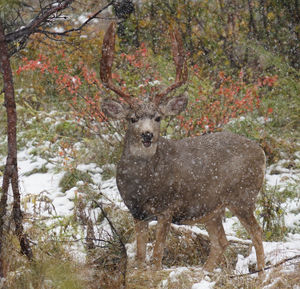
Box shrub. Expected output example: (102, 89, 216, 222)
(59, 169, 93, 193)
(257, 185, 287, 241)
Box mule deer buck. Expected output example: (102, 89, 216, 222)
(100, 23, 265, 273)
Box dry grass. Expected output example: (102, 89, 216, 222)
(125, 262, 300, 289)
(123, 223, 300, 289)
(88, 245, 127, 289)
(261, 263, 300, 289)
(3, 205, 299, 289)
(163, 226, 210, 267)
(126, 269, 170, 289)
(3, 226, 300, 289)
(2, 233, 89, 289)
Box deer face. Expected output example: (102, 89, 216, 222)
(102, 93, 188, 157)
(128, 102, 161, 149)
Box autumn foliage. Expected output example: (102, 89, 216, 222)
(178, 68, 277, 136)
(16, 42, 277, 137)
(17, 51, 106, 125)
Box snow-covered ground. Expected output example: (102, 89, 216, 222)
(0, 142, 299, 288)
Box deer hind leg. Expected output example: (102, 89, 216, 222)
(152, 212, 172, 270)
(229, 207, 265, 275)
(203, 215, 229, 272)
(134, 219, 148, 268)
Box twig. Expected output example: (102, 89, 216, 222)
(93, 200, 125, 248)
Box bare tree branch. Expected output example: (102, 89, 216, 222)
(5, 0, 74, 43)
(5, 1, 114, 44)
(36, 1, 114, 37)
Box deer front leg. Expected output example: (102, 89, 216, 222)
(134, 219, 148, 268)
(152, 212, 172, 270)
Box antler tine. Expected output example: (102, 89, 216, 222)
(154, 28, 188, 106)
(100, 23, 133, 106)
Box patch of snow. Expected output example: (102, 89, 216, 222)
(160, 279, 168, 288)
(235, 254, 250, 274)
(284, 204, 300, 229)
(263, 277, 282, 289)
(223, 216, 239, 235)
(77, 163, 99, 172)
(265, 160, 300, 188)
(149, 80, 161, 86)
(169, 267, 189, 282)
(101, 178, 126, 209)
(65, 187, 84, 200)
(125, 242, 136, 261)
(265, 172, 297, 188)
(78, 15, 88, 24)
(91, 173, 102, 185)
(192, 279, 215, 289)
(13, 148, 78, 216)
(44, 117, 53, 123)
(53, 26, 64, 33)
(236, 239, 300, 274)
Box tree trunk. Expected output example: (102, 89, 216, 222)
(247, 0, 258, 38)
(0, 20, 32, 278)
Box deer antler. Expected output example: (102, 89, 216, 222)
(154, 28, 188, 106)
(100, 23, 134, 106)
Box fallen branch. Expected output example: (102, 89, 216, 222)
(229, 254, 300, 278)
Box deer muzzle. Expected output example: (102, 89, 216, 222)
(141, 132, 153, 148)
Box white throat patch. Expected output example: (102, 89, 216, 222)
(129, 142, 157, 158)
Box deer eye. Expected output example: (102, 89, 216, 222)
(155, 116, 161, 122)
(130, 117, 138, 123)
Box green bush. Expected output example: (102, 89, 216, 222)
(257, 185, 287, 241)
(59, 169, 93, 193)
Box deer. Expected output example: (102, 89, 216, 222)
(100, 23, 265, 274)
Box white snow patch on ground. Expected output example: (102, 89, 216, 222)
(236, 238, 300, 275)
(192, 279, 215, 289)
(169, 267, 189, 282)
(16, 150, 69, 216)
(266, 160, 300, 188)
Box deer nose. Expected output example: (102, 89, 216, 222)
(141, 131, 153, 141)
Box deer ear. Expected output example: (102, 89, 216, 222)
(159, 92, 188, 116)
(101, 99, 129, 119)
